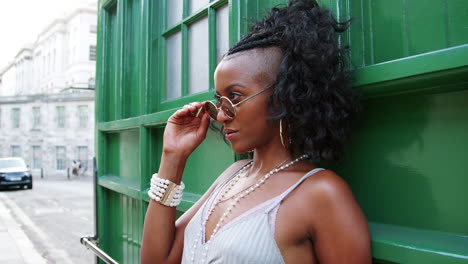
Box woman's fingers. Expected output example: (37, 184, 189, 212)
(164, 103, 210, 154)
(175, 102, 204, 118)
(184, 102, 202, 116)
(196, 104, 206, 117)
(169, 102, 207, 125)
(199, 112, 210, 131)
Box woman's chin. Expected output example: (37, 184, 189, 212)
(230, 143, 254, 154)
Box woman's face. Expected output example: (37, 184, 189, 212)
(213, 48, 282, 153)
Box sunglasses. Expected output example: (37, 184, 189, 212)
(203, 86, 272, 121)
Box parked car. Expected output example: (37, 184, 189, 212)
(0, 157, 33, 189)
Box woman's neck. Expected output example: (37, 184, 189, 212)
(250, 143, 293, 175)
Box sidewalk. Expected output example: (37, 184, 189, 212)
(0, 193, 47, 264)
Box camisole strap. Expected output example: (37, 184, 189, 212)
(265, 168, 325, 212)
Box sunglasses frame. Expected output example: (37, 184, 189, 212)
(204, 86, 272, 121)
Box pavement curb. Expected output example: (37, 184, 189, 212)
(0, 193, 47, 264)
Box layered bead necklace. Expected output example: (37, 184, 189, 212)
(189, 154, 309, 263)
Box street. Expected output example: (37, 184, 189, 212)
(0, 176, 95, 264)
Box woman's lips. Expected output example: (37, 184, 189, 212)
(224, 129, 238, 140)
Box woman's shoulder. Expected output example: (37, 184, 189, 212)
(300, 169, 355, 206)
(282, 168, 358, 221)
(291, 169, 371, 261)
(277, 168, 366, 239)
(290, 169, 365, 230)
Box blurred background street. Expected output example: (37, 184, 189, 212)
(0, 1, 98, 262)
(0, 175, 95, 263)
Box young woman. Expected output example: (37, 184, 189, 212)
(141, 0, 371, 263)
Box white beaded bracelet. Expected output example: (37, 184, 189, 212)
(148, 173, 185, 207)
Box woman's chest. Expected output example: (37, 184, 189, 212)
(199, 194, 317, 263)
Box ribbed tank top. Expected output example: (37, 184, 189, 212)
(182, 167, 324, 264)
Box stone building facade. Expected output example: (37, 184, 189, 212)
(0, 4, 96, 178)
(0, 92, 94, 177)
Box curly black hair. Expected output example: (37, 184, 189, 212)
(227, 0, 360, 163)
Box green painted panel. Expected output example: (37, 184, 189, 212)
(99, 176, 141, 199)
(105, 130, 140, 182)
(370, 222, 468, 263)
(406, 0, 447, 55)
(122, 195, 142, 264)
(446, 0, 468, 46)
(98, 190, 143, 264)
(183, 127, 235, 195)
(148, 38, 160, 114)
(120, 130, 140, 182)
(340, 89, 468, 235)
(144, 127, 164, 185)
(348, 0, 468, 66)
(103, 4, 118, 121)
(106, 133, 121, 176)
(369, 0, 406, 63)
(122, 0, 142, 118)
(348, 0, 365, 67)
(100, 189, 124, 263)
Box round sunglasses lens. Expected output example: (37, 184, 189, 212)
(219, 98, 235, 118)
(204, 102, 219, 120)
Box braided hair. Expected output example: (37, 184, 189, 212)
(227, 0, 359, 163)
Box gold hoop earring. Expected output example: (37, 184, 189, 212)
(280, 119, 286, 149)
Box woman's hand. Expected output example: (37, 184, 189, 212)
(163, 102, 211, 158)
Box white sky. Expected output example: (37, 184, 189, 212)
(0, 0, 96, 70)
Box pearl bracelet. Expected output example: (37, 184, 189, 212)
(148, 173, 185, 207)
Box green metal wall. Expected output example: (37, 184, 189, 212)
(95, 0, 468, 263)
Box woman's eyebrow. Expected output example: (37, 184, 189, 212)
(226, 83, 247, 89)
(218, 83, 248, 93)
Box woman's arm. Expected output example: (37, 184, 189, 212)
(141, 103, 210, 264)
(141, 153, 249, 264)
(305, 171, 372, 264)
(140, 102, 249, 264)
(141, 152, 188, 264)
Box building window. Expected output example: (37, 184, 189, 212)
(56, 106, 65, 128)
(32, 146, 41, 169)
(11, 108, 20, 128)
(53, 49, 57, 72)
(56, 146, 66, 170)
(159, 1, 228, 102)
(88, 78, 95, 89)
(32, 106, 41, 129)
(77, 146, 88, 169)
(78, 105, 88, 128)
(90, 25, 97, 33)
(89, 45, 96, 61)
(11, 145, 21, 157)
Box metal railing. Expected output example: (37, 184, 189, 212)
(80, 236, 119, 264)
(80, 157, 119, 264)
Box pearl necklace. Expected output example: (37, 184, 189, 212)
(211, 157, 289, 205)
(209, 161, 254, 207)
(190, 154, 309, 263)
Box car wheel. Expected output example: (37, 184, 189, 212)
(27, 183, 33, 189)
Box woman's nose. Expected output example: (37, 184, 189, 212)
(216, 109, 231, 123)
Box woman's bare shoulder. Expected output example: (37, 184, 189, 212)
(301, 169, 354, 203)
(297, 170, 371, 262)
(289, 169, 363, 227)
(296, 169, 369, 237)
